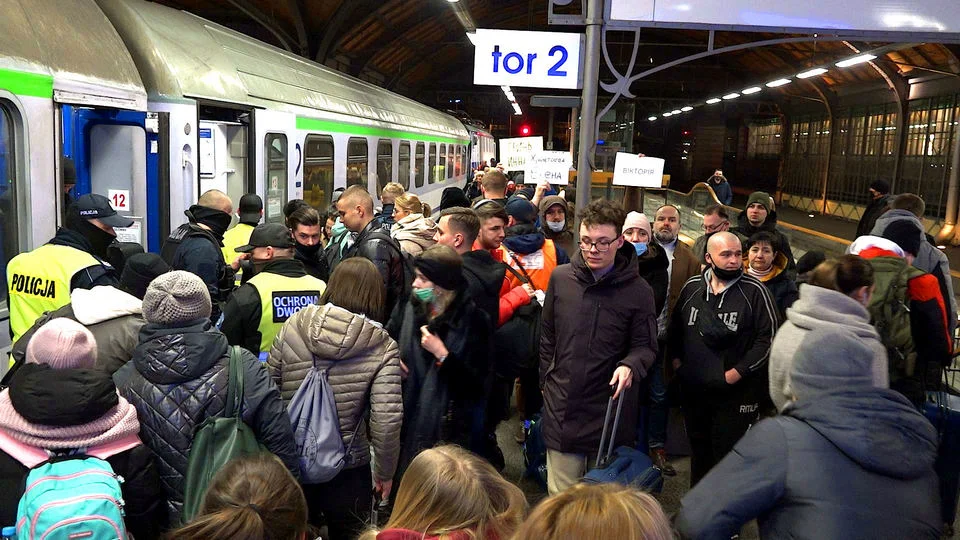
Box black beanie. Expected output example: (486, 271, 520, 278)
(414, 254, 464, 292)
(439, 187, 470, 211)
(796, 251, 826, 275)
(869, 179, 891, 194)
(881, 219, 922, 256)
(121, 253, 172, 300)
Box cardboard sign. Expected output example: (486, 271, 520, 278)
(499, 136, 543, 171)
(612, 153, 665, 188)
(525, 151, 572, 185)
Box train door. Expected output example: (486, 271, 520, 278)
(253, 109, 295, 224)
(61, 105, 148, 248)
(198, 104, 253, 225)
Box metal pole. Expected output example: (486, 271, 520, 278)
(575, 0, 603, 241)
(942, 120, 960, 244)
(569, 107, 578, 156)
(548, 107, 555, 150)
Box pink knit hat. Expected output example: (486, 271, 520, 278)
(25, 318, 97, 369)
(622, 211, 652, 239)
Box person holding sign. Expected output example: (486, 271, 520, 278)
(219, 223, 326, 356)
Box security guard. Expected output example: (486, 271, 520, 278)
(219, 223, 326, 356)
(7, 193, 133, 344)
(222, 194, 263, 285)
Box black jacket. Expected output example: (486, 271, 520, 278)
(48, 228, 120, 291)
(220, 258, 315, 356)
(113, 320, 298, 524)
(668, 270, 779, 392)
(343, 220, 407, 318)
(162, 224, 235, 321)
(0, 365, 166, 539)
(461, 250, 506, 329)
(637, 243, 669, 316)
(294, 243, 329, 281)
(730, 211, 796, 272)
(540, 244, 658, 454)
(761, 268, 799, 322)
(857, 194, 892, 238)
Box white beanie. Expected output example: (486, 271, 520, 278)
(623, 211, 652, 239)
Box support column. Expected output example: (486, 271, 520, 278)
(943, 121, 960, 244)
(569, 107, 578, 156)
(574, 0, 603, 241)
(548, 107, 555, 149)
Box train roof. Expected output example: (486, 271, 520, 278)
(97, 0, 468, 143)
(0, 0, 146, 109)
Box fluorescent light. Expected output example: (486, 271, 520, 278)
(648, 116, 657, 121)
(706, 98, 721, 104)
(797, 67, 827, 79)
(681, 106, 693, 112)
(513, 103, 522, 115)
(836, 54, 876, 67)
(722, 93, 740, 100)
(766, 78, 791, 87)
(741, 86, 761, 95)
(466, 32, 478, 45)
(663, 112, 673, 117)
(671, 109, 682, 115)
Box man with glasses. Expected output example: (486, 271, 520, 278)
(540, 199, 658, 494)
(693, 204, 731, 265)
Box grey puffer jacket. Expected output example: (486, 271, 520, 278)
(267, 303, 403, 482)
(676, 388, 941, 539)
(769, 284, 888, 410)
(114, 319, 299, 524)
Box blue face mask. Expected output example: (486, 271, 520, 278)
(631, 242, 648, 256)
(331, 218, 347, 237)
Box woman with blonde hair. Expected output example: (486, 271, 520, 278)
(391, 192, 437, 256)
(512, 483, 672, 540)
(170, 454, 311, 540)
(360, 445, 527, 540)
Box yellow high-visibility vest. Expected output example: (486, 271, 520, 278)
(247, 271, 326, 354)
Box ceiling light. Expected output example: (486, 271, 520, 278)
(722, 93, 740, 100)
(513, 103, 522, 115)
(797, 67, 827, 78)
(446, 0, 460, 3)
(681, 106, 693, 112)
(648, 116, 657, 121)
(706, 98, 721, 104)
(663, 112, 673, 117)
(766, 78, 791, 87)
(671, 109, 682, 115)
(741, 86, 761, 95)
(836, 54, 876, 67)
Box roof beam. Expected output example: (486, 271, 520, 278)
(316, 0, 373, 63)
(285, 0, 310, 57)
(225, 0, 296, 53)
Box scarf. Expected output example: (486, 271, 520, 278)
(747, 264, 774, 279)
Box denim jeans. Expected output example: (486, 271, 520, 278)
(638, 348, 668, 451)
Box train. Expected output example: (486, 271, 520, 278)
(0, 0, 498, 351)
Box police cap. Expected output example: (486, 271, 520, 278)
(235, 223, 295, 252)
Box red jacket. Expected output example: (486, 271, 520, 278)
(473, 243, 532, 327)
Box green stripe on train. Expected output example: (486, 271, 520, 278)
(296, 117, 468, 145)
(0, 68, 53, 99)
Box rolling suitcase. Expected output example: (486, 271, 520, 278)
(582, 394, 664, 493)
(924, 388, 960, 532)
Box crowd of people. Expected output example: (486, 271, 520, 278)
(0, 167, 956, 539)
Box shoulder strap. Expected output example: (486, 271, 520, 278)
(508, 252, 535, 284)
(313, 352, 378, 457)
(503, 263, 529, 285)
(224, 346, 245, 419)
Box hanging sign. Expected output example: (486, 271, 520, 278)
(472, 29, 585, 89)
(612, 153, 665, 188)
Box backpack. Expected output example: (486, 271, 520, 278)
(492, 259, 542, 378)
(15, 454, 127, 540)
(287, 357, 364, 484)
(363, 229, 415, 308)
(181, 346, 264, 523)
(867, 257, 921, 380)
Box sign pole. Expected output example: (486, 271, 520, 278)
(574, 0, 603, 242)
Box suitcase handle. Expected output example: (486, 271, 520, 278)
(595, 394, 625, 469)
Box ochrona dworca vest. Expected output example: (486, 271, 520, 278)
(246, 271, 326, 353)
(6, 244, 101, 344)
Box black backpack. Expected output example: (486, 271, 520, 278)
(492, 262, 542, 378)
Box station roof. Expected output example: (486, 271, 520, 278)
(151, 0, 960, 120)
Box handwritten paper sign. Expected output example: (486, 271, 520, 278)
(612, 153, 665, 188)
(499, 136, 543, 171)
(525, 151, 572, 185)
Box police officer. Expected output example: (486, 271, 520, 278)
(222, 193, 263, 285)
(7, 193, 133, 344)
(219, 223, 326, 356)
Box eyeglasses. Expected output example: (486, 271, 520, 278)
(579, 238, 615, 252)
(703, 221, 728, 233)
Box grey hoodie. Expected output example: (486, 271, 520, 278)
(677, 388, 941, 539)
(871, 208, 957, 334)
(769, 284, 888, 410)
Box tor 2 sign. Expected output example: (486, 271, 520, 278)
(473, 29, 585, 90)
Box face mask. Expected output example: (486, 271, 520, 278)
(189, 205, 232, 239)
(331, 219, 347, 238)
(631, 242, 648, 256)
(711, 263, 743, 281)
(546, 220, 565, 232)
(413, 287, 435, 304)
(297, 241, 322, 256)
(251, 258, 271, 273)
(78, 220, 116, 259)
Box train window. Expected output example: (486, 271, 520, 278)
(415, 142, 425, 188)
(446, 144, 453, 179)
(398, 142, 411, 190)
(303, 134, 334, 209)
(433, 143, 443, 184)
(376, 139, 393, 194)
(0, 103, 18, 308)
(264, 133, 288, 224)
(347, 137, 368, 188)
(454, 145, 462, 177)
(429, 143, 438, 184)
(461, 145, 468, 177)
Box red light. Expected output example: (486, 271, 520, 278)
(520, 125, 531, 136)
(682, 130, 691, 136)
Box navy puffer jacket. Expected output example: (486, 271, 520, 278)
(676, 387, 941, 539)
(114, 319, 298, 524)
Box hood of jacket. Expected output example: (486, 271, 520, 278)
(785, 284, 878, 339)
(503, 224, 546, 255)
(71, 285, 142, 326)
(291, 303, 388, 362)
(392, 213, 437, 247)
(132, 319, 229, 385)
(462, 250, 505, 298)
(7, 363, 118, 426)
(736, 208, 780, 235)
(637, 241, 668, 273)
(786, 388, 937, 479)
(871, 209, 922, 238)
(571, 241, 639, 287)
